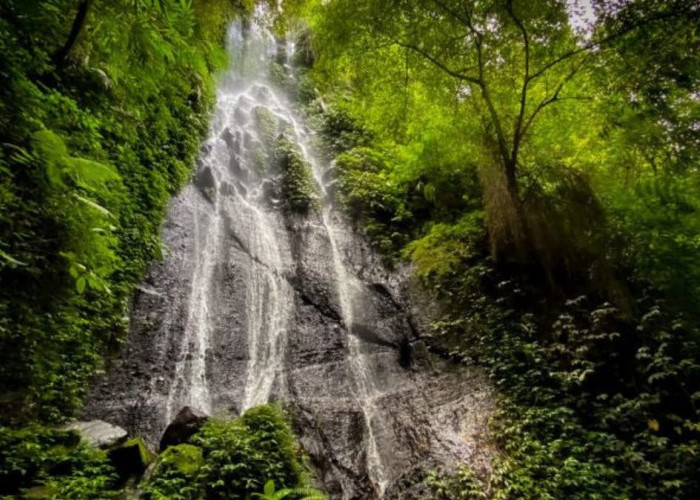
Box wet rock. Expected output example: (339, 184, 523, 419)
(195, 166, 216, 203)
(228, 153, 247, 181)
(398, 338, 413, 369)
(64, 420, 127, 448)
(220, 181, 235, 197)
(234, 107, 249, 125)
(252, 84, 272, 102)
(108, 437, 153, 478)
(220, 127, 236, 150)
(262, 179, 282, 207)
(159, 406, 209, 452)
(82, 18, 497, 498)
(200, 142, 213, 156)
(234, 181, 247, 198)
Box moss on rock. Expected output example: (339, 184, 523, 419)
(107, 437, 153, 479)
(252, 106, 280, 150)
(274, 137, 319, 214)
(156, 444, 204, 477)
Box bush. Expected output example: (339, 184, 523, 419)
(0, 424, 118, 499)
(189, 405, 307, 500)
(142, 444, 205, 500)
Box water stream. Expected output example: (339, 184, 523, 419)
(85, 10, 495, 499)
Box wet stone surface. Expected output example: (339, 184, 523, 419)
(83, 14, 496, 500)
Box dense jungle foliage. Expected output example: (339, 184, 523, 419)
(2, 0, 700, 498)
(278, 0, 700, 498)
(0, 0, 249, 422)
(0, 405, 321, 499)
(0, 0, 323, 497)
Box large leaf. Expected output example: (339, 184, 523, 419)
(68, 157, 121, 190)
(73, 193, 115, 218)
(31, 130, 68, 187)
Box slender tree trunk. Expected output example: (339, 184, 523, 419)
(504, 157, 519, 199)
(53, 0, 92, 68)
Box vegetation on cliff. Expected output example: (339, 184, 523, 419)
(2, 0, 700, 498)
(283, 0, 700, 497)
(0, 405, 320, 499)
(0, 0, 254, 423)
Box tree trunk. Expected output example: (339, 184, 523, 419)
(504, 157, 519, 200)
(53, 0, 92, 68)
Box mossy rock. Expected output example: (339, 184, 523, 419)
(108, 437, 154, 479)
(252, 106, 280, 149)
(23, 486, 57, 499)
(153, 444, 204, 478)
(274, 137, 319, 214)
(269, 62, 294, 93)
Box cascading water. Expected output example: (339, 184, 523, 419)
(85, 9, 495, 499)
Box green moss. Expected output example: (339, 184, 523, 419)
(274, 138, 319, 214)
(107, 437, 154, 479)
(0, 424, 118, 499)
(269, 63, 294, 94)
(156, 444, 204, 477)
(252, 106, 280, 150)
(24, 485, 57, 499)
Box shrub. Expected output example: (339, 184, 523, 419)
(192, 405, 306, 500)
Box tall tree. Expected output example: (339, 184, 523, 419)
(305, 0, 698, 280)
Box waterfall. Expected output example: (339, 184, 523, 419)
(84, 8, 495, 499)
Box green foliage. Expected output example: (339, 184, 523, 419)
(191, 406, 305, 500)
(3, 406, 319, 500)
(430, 276, 700, 499)
(280, 2, 700, 498)
(252, 479, 325, 500)
(604, 174, 700, 312)
(254, 106, 283, 150)
(142, 444, 205, 500)
(403, 213, 485, 281)
(142, 406, 320, 500)
(0, 0, 242, 422)
(332, 147, 412, 254)
(274, 138, 319, 214)
(426, 466, 488, 500)
(0, 424, 118, 499)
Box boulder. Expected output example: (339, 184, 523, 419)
(107, 437, 153, 478)
(63, 420, 127, 448)
(159, 406, 209, 452)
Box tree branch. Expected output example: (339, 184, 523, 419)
(529, 7, 693, 82)
(394, 40, 482, 85)
(506, 0, 530, 168)
(522, 55, 591, 138)
(53, 0, 92, 68)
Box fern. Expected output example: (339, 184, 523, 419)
(252, 480, 326, 500)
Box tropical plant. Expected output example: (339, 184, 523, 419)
(252, 479, 326, 500)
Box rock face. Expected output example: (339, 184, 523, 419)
(159, 406, 208, 451)
(64, 420, 128, 449)
(83, 14, 496, 499)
